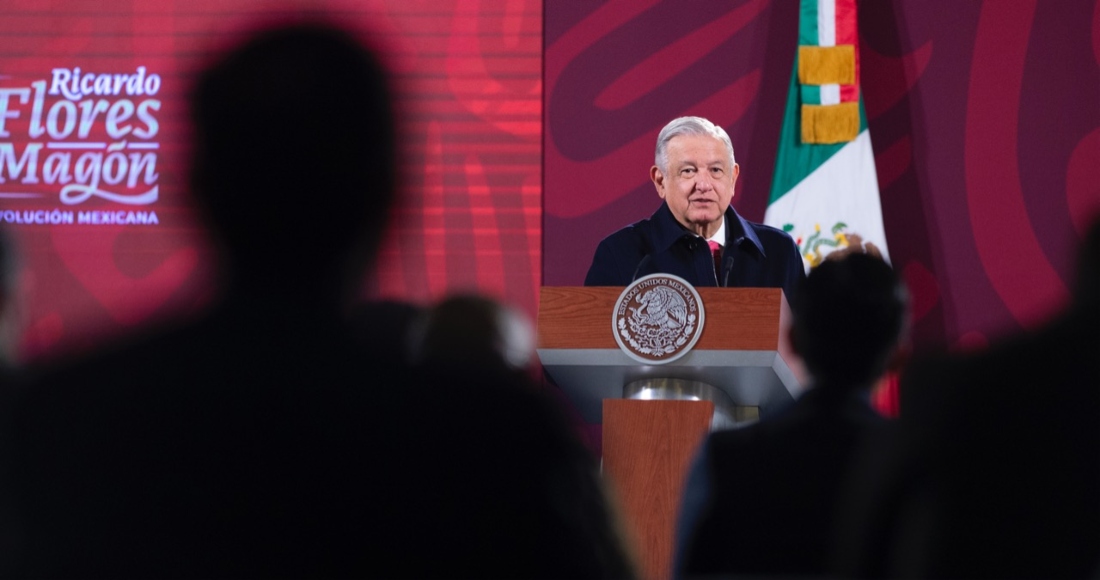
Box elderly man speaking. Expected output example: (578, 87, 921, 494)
(584, 116, 804, 299)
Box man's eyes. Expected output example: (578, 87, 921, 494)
(679, 166, 724, 177)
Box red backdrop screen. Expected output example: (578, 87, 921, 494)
(0, 0, 543, 359)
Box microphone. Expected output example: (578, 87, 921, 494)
(631, 254, 654, 282)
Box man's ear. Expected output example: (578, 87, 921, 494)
(729, 163, 740, 203)
(650, 165, 666, 199)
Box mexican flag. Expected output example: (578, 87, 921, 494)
(764, 0, 889, 270)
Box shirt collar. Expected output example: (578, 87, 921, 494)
(706, 219, 726, 248)
(652, 204, 766, 257)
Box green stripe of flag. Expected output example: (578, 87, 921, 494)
(800, 84, 822, 105)
(800, 0, 819, 46)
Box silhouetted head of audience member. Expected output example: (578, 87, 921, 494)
(409, 294, 535, 376)
(791, 253, 909, 390)
(190, 22, 395, 302)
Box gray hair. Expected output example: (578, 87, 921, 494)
(654, 116, 736, 173)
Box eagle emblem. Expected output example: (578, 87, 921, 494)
(612, 274, 705, 364)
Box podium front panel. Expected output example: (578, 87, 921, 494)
(537, 287, 804, 423)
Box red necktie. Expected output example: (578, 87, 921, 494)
(707, 240, 722, 280)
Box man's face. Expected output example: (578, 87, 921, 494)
(651, 134, 739, 238)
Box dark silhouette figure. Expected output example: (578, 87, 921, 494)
(349, 298, 424, 368)
(0, 225, 25, 573)
(7, 23, 632, 578)
(836, 220, 1100, 579)
(678, 253, 908, 578)
(410, 294, 535, 377)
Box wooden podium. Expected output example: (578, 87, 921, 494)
(537, 286, 803, 580)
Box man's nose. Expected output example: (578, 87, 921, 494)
(694, 174, 713, 191)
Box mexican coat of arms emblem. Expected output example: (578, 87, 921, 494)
(612, 273, 705, 364)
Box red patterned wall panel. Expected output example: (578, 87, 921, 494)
(0, 0, 543, 359)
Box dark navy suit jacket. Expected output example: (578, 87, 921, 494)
(584, 204, 805, 300)
(677, 386, 887, 578)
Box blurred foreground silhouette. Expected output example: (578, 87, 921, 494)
(4, 22, 632, 578)
(835, 219, 1100, 578)
(678, 253, 908, 577)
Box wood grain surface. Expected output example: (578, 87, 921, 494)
(538, 286, 792, 353)
(603, 399, 714, 580)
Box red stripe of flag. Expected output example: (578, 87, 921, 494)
(835, 0, 860, 103)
